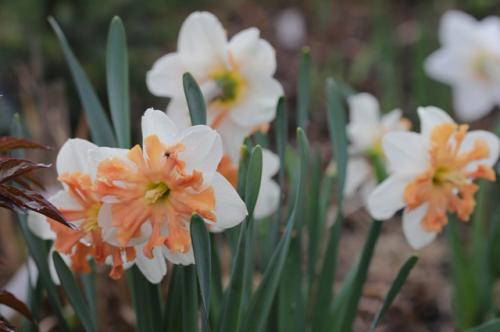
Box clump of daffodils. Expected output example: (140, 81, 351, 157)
(367, 107, 499, 249)
(29, 110, 249, 282)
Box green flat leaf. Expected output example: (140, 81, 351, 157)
(240, 128, 309, 332)
(335, 220, 383, 332)
(297, 47, 311, 131)
(106, 16, 130, 148)
(52, 252, 96, 332)
(244, 146, 263, 217)
(81, 260, 97, 329)
(209, 236, 223, 328)
(369, 256, 418, 331)
(190, 214, 211, 332)
(48, 17, 116, 147)
(163, 266, 182, 332)
(466, 319, 500, 332)
(181, 266, 198, 332)
(183, 72, 207, 126)
(127, 267, 162, 332)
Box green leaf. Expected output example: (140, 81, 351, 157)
(181, 266, 199, 332)
(209, 236, 223, 328)
(81, 260, 97, 329)
(219, 145, 262, 332)
(183, 72, 207, 125)
(163, 266, 182, 332)
(48, 17, 117, 147)
(325, 78, 348, 203)
(335, 220, 383, 332)
(127, 267, 162, 332)
(244, 145, 263, 217)
(52, 252, 96, 332)
(240, 128, 309, 332)
(106, 16, 130, 148)
(369, 256, 418, 331)
(297, 47, 311, 131)
(466, 319, 500, 332)
(190, 214, 211, 331)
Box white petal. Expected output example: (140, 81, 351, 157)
(367, 173, 414, 220)
(461, 130, 500, 169)
(417, 106, 455, 136)
(178, 11, 228, 78)
(261, 149, 280, 178)
(382, 132, 429, 174)
(344, 158, 372, 197)
(452, 84, 495, 121)
(402, 205, 437, 249)
(380, 109, 404, 130)
(178, 126, 223, 187)
(162, 247, 195, 265)
(146, 53, 186, 97)
(50, 189, 81, 210)
(229, 73, 283, 128)
(212, 173, 248, 229)
(27, 211, 56, 240)
(424, 49, 466, 84)
(56, 138, 97, 176)
(142, 108, 180, 147)
(166, 97, 193, 131)
(228, 27, 277, 74)
(347, 93, 380, 125)
(440, 10, 478, 46)
(135, 246, 167, 284)
(216, 117, 251, 164)
(254, 177, 280, 219)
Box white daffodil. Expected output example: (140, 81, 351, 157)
(93, 109, 248, 265)
(27, 139, 167, 284)
(425, 10, 500, 121)
(344, 93, 410, 205)
(146, 11, 283, 162)
(368, 106, 499, 249)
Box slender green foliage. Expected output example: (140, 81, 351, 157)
(183, 72, 207, 126)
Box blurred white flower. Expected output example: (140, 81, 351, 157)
(425, 10, 500, 121)
(146, 11, 283, 163)
(344, 93, 410, 206)
(368, 106, 499, 249)
(274, 8, 306, 50)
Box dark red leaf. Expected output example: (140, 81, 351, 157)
(0, 289, 35, 323)
(0, 157, 50, 184)
(0, 185, 69, 227)
(0, 137, 50, 153)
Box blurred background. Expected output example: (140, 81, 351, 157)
(1, 0, 499, 330)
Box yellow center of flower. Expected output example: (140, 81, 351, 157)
(211, 69, 246, 106)
(472, 51, 500, 81)
(403, 123, 495, 233)
(144, 182, 170, 204)
(82, 203, 102, 233)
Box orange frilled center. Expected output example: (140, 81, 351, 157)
(95, 134, 216, 258)
(403, 123, 495, 233)
(49, 172, 134, 280)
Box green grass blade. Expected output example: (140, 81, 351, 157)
(240, 128, 309, 332)
(183, 72, 207, 126)
(181, 266, 199, 332)
(335, 220, 383, 332)
(297, 47, 311, 131)
(369, 256, 418, 331)
(190, 214, 211, 332)
(52, 252, 96, 332)
(80, 260, 97, 329)
(106, 16, 130, 148)
(48, 17, 116, 147)
(127, 267, 162, 332)
(466, 319, 500, 332)
(306, 148, 322, 285)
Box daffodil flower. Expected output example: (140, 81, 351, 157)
(146, 11, 283, 162)
(27, 139, 167, 283)
(344, 93, 410, 205)
(368, 106, 499, 249)
(93, 109, 248, 263)
(425, 10, 500, 121)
